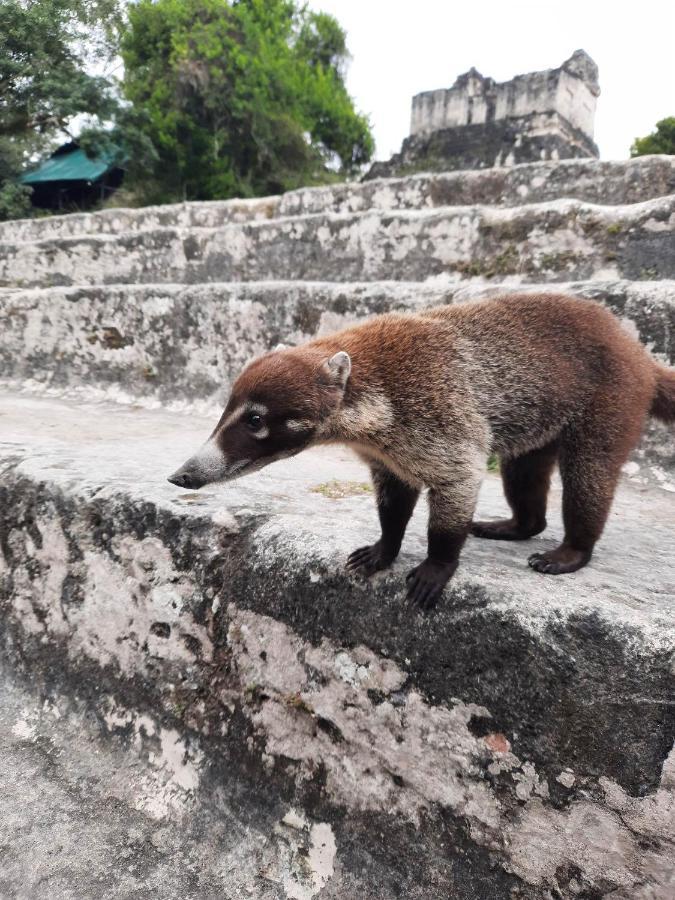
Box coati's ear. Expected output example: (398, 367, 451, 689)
(321, 351, 351, 390)
(272, 342, 289, 352)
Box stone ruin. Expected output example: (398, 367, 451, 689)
(367, 50, 601, 179)
(0, 120, 674, 896)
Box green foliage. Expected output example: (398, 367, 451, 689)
(121, 0, 374, 203)
(0, 178, 33, 221)
(630, 118, 675, 157)
(0, 0, 372, 216)
(0, 0, 124, 220)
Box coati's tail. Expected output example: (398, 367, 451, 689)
(651, 365, 675, 423)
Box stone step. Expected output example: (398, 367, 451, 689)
(285, 155, 675, 217)
(0, 194, 279, 247)
(2, 279, 673, 406)
(1, 392, 673, 898)
(1, 156, 673, 247)
(1, 194, 673, 289)
(2, 278, 673, 479)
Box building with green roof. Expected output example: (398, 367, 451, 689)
(20, 142, 125, 210)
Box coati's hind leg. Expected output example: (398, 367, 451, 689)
(528, 415, 644, 575)
(346, 464, 419, 576)
(472, 440, 559, 540)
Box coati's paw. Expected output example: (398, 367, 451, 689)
(406, 559, 458, 611)
(472, 517, 546, 541)
(528, 546, 592, 575)
(346, 541, 395, 577)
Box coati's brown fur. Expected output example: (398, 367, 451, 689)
(168, 293, 675, 609)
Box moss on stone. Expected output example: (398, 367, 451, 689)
(456, 244, 520, 278)
(487, 455, 500, 473)
(311, 480, 372, 499)
(537, 250, 581, 271)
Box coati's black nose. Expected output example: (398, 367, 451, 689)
(167, 468, 204, 489)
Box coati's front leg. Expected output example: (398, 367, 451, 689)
(346, 464, 420, 576)
(407, 470, 482, 610)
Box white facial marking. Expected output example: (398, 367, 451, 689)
(189, 438, 228, 481)
(221, 404, 247, 431)
(286, 419, 312, 432)
(219, 401, 268, 439)
(253, 426, 270, 440)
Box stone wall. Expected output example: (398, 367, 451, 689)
(410, 50, 599, 143)
(3, 156, 673, 243)
(365, 112, 599, 180)
(2, 193, 674, 288)
(371, 50, 600, 179)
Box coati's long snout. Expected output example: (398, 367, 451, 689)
(167, 294, 674, 609)
(168, 440, 232, 489)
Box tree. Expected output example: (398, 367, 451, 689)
(0, 0, 124, 219)
(630, 118, 675, 157)
(121, 0, 374, 203)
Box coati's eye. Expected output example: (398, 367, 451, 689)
(245, 411, 263, 431)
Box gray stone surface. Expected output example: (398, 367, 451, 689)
(2, 278, 672, 477)
(1, 278, 673, 404)
(1, 393, 674, 898)
(409, 51, 599, 145)
(0, 194, 280, 245)
(1, 156, 673, 246)
(366, 114, 597, 180)
(0, 656, 292, 900)
(1, 194, 674, 288)
(294, 156, 675, 213)
(372, 51, 601, 177)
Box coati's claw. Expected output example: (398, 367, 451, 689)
(405, 560, 457, 610)
(472, 518, 546, 541)
(528, 547, 591, 575)
(346, 542, 394, 576)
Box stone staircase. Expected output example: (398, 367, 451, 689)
(1, 156, 674, 899)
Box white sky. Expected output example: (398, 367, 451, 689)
(307, 0, 675, 161)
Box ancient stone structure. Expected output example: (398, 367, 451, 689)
(1, 154, 674, 898)
(366, 50, 601, 180)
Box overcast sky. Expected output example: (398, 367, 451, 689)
(307, 0, 675, 161)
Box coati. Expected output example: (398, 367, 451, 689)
(168, 293, 675, 609)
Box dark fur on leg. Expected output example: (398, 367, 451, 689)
(347, 465, 419, 576)
(473, 440, 558, 540)
(407, 527, 467, 611)
(529, 402, 646, 575)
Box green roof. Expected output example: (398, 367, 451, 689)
(20, 146, 120, 185)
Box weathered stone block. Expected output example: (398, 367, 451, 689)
(1, 157, 672, 248)
(1, 280, 673, 406)
(1, 195, 673, 288)
(1, 395, 673, 898)
(372, 51, 601, 177)
(366, 113, 597, 180)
